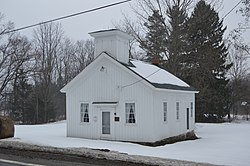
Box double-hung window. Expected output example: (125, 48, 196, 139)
(80, 103, 89, 123)
(176, 102, 180, 120)
(163, 102, 167, 122)
(125, 103, 136, 123)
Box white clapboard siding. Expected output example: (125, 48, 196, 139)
(62, 29, 197, 143)
(152, 91, 195, 140)
(66, 56, 157, 142)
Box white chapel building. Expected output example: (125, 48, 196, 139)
(61, 29, 197, 143)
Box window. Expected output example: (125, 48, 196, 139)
(125, 103, 135, 123)
(176, 102, 180, 120)
(80, 103, 89, 123)
(163, 102, 167, 122)
(190, 102, 193, 118)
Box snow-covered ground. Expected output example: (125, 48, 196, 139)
(7, 121, 250, 166)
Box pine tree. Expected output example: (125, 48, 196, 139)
(11, 69, 33, 123)
(141, 2, 190, 77)
(142, 10, 168, 63)
(165, 2, 189, 77)
(186, 0, 232, 122)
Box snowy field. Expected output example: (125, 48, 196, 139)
(6, 121, 250, 166)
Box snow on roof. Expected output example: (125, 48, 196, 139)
(128, 60, 190, 88)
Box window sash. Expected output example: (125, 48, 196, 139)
(190, 102, 193, 118)
(125, 103, 136, 123)
(176, 102, 180, 120)
(81, 103, 89, 123)
(163, 102, 167, 122)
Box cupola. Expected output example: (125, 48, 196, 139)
(89, 29, 133, 64)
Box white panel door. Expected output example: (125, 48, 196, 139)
(100, 107, 114, 139)
(102, 112, 110, 135)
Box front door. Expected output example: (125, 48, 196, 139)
(102, 112, 110, 135)
(187, 108, 189, 130)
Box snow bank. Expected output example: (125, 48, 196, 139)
(5, 121, 250, 166)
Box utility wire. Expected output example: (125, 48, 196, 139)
(121, 68, 161, 89)
(222, 0, 242, 20)
(2, 0, 131, 35)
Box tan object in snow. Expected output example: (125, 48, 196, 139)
(0, 116, 14, 139)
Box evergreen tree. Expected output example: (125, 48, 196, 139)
(11, 69, 33, 123)
(142, 10, 168, 63)
(24, 82, 57, 124)
(141, 1, 190, 77)
(186, 0, 232, 122)
(165, 1, 189, 77)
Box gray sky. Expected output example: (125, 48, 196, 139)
(1, 0, 133, 40)
(1, 0, 249, 42)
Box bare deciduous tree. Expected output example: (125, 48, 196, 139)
(75, 39, 94, 73)
(227, 31, 250, 119)
(57, 38, 76, 85)
(57, 38, 94, 85)
(0, 13, 33, 118)
(228, 41, 250, 79)
(0, 14, 31, 96)
(240, 0, 250, 20)
(32, 22, 63, 123)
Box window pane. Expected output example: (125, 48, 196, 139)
(125, 103, 135, 123)
(102, 112, 110, 134)
(191, 102, 193, 117)
(163, 102, 167, 122)
(80, 103, 89, 123)
(176, 102, 179, 120)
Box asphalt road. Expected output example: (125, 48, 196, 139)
(0, 147, 150, 166)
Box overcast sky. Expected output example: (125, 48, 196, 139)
(1, 0, 249, 42)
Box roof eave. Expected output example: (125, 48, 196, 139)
(154, 87, 199, 93)
(151, 83, 198, 92)
(121, 61, 198, 93)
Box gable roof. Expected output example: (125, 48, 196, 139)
(61, 52, 196, 93)
(121, 60, 196, 92)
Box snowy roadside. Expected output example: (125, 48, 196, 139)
(1, 121, 250, 166)
(0, 140, 215, 166)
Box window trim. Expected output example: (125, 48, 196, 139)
(125, 102, 136, 124)
(80, 102, 90, 124)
